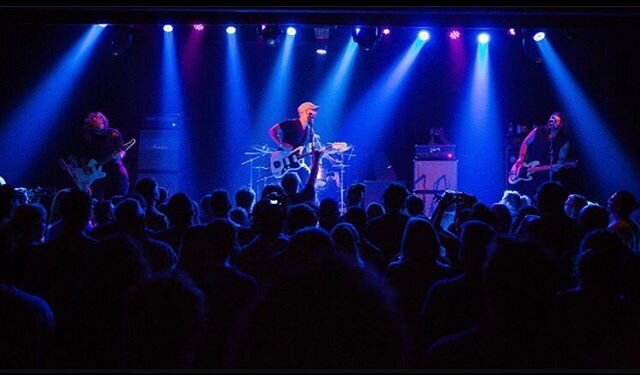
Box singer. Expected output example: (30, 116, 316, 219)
(268, 101, 322, 182)
(508, 111, 572, 199)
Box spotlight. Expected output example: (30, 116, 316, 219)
(258, 24, 284, 46)
(449, 30, 461, 40)
(226, 26, 236, 34)
(382, 28, 391, 35)
(163, 25, 173, 33)
(533, 32, 546, 42)
(193, 24, 204, 31)
(477, 32, 490, 44)
(98, 24, 108, 28)
(508, 28, 517, 36)
(418, 30, 430, 41)
(316, 48, 328, 55)
(286, 26, 296, 36)
(352, 26, 382, 51)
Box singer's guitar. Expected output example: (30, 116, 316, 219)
(508, 159, 578, 185)
(58, 138, 136, 192)
(270, 143, 344, 178)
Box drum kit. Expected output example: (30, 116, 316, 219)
(242, 141, 356, 212)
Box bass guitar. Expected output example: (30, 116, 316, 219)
(58, 138, 136, 192)
(269, 143, 342, 178)
(508, 159, 578, 185)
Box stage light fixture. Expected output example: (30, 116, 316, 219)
(382, 28, 391, 35)
(193, 24, 204, 31)
(163, 25, 173, 33)
(352, 26, 382, 51)
(508, 28, 517, 36)
(418, 30, 430, 41)
(449, 30, 461, 40)
(226, 26, 236, 35)
(98, 24, 108, 28)
(533, 31, 546, 42)
(258, 24, 284, 46)
(286, 26, 297, 36)
(478, 32, 490, 44)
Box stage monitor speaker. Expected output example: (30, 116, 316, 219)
(362, 180, 406, 209)
(138, 129, 180, 171)
(413, 160, 458, 193)
(135, 171, 181, 197)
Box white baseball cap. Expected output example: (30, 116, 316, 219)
(297, 101, 319, 113)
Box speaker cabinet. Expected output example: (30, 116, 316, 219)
(413, 160, 458, 215)
(413, 160, 458, 193)
(138, 129, 180, 171)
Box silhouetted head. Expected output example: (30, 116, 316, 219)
(260, 184, 284, 201)
(60, 190, 92, 231)
(607, 190, 639, 218)
(235, 187, 256, 213)
(210, 189, 232, 219)
(564, 194, 588, 220)
(10, 203, 47, 246)
(346, 183, 365, 208)
(382, 183, 409, 213)
(281, 171, 301, 196)
(459, 220, 495, 276)
(576, 229, 630, 294)
(400, 217, 441, 263)
(252, 199, 285, 237)
(133, 177, 160, 205)
(490, 203, 512, 234)
(229, 207, 250, 227)
(115, 198, 146, 234)
(468, 202, 497, 229)
(405, 195, 425, 217)
(535, 182, 569, 216)
(94, 200, 115, 225)
(286, 203, 317, 234)
(366, 202, 385, 221)
(167, 192, 195, 227)
(577, 203, 609, 239)
(331, 222, 361, 261)
(318, 198, 340, 232)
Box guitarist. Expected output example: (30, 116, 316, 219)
(77, 111, 130, 199)
(268, 101, 322, 183)
(509, 111, 571, 198)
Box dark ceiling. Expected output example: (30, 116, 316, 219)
(0, 6, 638, 29)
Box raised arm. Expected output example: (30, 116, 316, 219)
(510, 128, 537, 176)
(268, 123, 283, 147)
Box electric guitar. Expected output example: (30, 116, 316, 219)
(508, 159, 578, 185)
(58, 138, 136, 192)
(269, 143, 341, 178)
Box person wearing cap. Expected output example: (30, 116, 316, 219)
(269, 101, 321, 153)
(268, 101, 322, 182)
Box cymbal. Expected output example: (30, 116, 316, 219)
(327, 142, 353, 153)
(250, 144, 275, 153)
